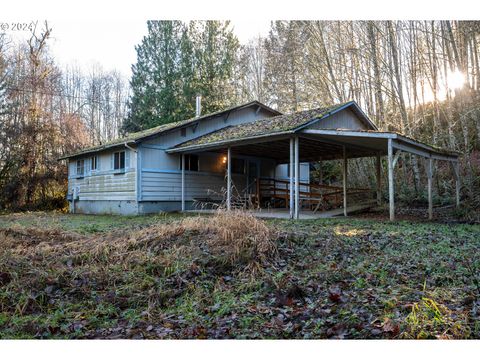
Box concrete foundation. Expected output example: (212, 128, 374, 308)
(69, 200, 201, 215)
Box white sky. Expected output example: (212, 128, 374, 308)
(3, 0, 474, 80)
(6, 19, 271, 80)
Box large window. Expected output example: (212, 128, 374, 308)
(76, 159, 85, 176)
(231, 158, 245, 174)
(181, 154, 199, 172)
(91, 156, 98, 171)
(113, 151, 125, 170)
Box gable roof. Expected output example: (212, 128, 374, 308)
(170, 101, 374, 152)
(59, 100, 281, 160)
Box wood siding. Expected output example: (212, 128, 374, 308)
(68, 148, 137, 201)
(138, 106, 277, 202)
(308, 108, 367, 130)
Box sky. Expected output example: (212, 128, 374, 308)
(6, 19, 271, 79)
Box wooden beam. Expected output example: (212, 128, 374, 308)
(227, 147, 232, 211)
(452, 161, 461, 208)
(376, 153, 381, 206)
(294, 136, 300, 219)
(427, 157, 433, 220)
(289, 137, 294, 219)
(388, 138, 395, 221)
(181, 154, 185, 212)
(343, 145, 348, 216)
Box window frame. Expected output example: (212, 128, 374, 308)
(76, 159, 85, 177)
(231, 158, 246, 175)
(181, 154, 199, 172)
(91, 155, 98, 172)
(113, 151, 126, 172)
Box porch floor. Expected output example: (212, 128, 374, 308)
(186, 201, 377, 219)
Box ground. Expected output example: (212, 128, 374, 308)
(0, 210, 479, 339)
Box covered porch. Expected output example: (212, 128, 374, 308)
(169, 129, 460, 221)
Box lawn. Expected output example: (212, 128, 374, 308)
(0, 211, 479, 339)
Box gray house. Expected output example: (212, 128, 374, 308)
(60, 99, 460, 220)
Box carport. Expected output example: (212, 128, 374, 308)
(168, 105, 460, 221)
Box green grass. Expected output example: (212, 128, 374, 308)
(0, 212, 479, 339)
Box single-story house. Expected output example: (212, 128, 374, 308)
(60, 99, 460, 220)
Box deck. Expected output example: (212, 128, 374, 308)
(186, 201, 377, 219)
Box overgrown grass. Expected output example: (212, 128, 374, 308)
(0, 211, 479, 339)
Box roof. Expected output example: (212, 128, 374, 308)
(171, 101, 370, 150)
(168, 102, 459, 161)
(59, 100, 281, 160)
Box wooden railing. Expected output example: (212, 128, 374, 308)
(255, 178, 374, 211)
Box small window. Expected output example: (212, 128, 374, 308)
(181, 154, 199, 172)
(76, 159, 85, 176)
(114, 151, 125, 170)
(91, 156, 98, 171)
(180, 128, 187, 137)
(231, 158, 245, 174)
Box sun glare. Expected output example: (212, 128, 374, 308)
(447, 69, 465, 90)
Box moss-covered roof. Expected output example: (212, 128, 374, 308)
(59, 100, 280, 159)
(173, 102, 352, 149)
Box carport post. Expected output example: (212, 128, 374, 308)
(227, 147, 232, 211)
(388, 138, 395, 221)
(289, 138, 294, 219)
(427, 157, 433, 220)
(181, 154, 185, 212)
(453, 161, 461, 208)
(343, 146, 348, 216)
(294, 136, 300, 219)
(376, 153, 382, 206)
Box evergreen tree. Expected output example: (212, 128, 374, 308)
(123, 21, 239, 133)
(123, 21, 183, 133)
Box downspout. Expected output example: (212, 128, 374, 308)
(124, 142, 137, 153)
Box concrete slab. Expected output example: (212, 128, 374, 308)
(186, 201, 376, 219)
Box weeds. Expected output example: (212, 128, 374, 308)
(0, 211, 479, 339)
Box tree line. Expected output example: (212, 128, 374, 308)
(1, 20, 479, 213)
(0, 23, 129, 209)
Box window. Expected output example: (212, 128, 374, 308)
(181, 154, 199, 172)
(91, 156, 98, 171)
(76, 159, 85, 176)
(180, 128, 187, 137)
(113, 151, 125, 170)
(231, 158, 245, 174)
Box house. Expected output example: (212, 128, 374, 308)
(60, 99, 460, 220)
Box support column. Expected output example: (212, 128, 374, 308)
(181, 154, 185, 212)
(453, 161, 460, 208)
(294, 136, 300, 219)
(388, 138, 395, 221)
(289, 138, 294, 219)
(376, 153, 382, 206)
(227, 147, 232, 211)
(343, 146, 348, 217)
(427, 157, 433, 220)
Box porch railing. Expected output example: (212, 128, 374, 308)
(256, 178, 374, 212)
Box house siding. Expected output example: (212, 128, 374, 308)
(68, 148, 137, 203)
(309, 108, 367, 130)
(137, 106, 276, 203)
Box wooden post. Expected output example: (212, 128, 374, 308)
(376, 153, 381, 206)
(427, 157, 433, 220)
(294, 136, 300, 219)
(452, 161, 460, 208)
(343, 146, 348, 217)
(181, 154, 185, 212)
(319, 160, 323, 184)
(388, 138, 395, 221)
(227, 147, 232, 211)
(289, 137, 294, 219)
